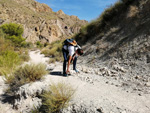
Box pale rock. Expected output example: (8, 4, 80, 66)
(121, 111, 126, 113)
(145, 82, 150, 87)
(13, 76, 51, 110)
(110, 70, 118, 77)
(113, 64, 126, 73)
(109, 111, 115, 113)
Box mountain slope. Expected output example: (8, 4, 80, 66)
(0, 0, 88, 43)
(74, 0, 150, 93)
(75, 0, 150, 60)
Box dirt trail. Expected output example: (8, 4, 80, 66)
(30, 50, 150, 113)
(0, 50, 150, 113)
(49, 64, 150, 113)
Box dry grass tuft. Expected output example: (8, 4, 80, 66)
(5, 63, 48, 91)
(0, 50, 21, 75)
(40, 82, 75, 113)
(41, 40, 64, 63)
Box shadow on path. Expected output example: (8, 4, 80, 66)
(1, 93, 15, 108)
(50, 71, 63, 76)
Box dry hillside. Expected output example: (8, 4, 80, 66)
(75, 0, 150, 94)
(0, 0, 88, 43)
(0, 0, 150, 112)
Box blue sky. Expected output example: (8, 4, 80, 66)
(35, 0, 118, 22)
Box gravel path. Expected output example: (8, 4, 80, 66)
(0, 50, 150, 113)
(30, 50, 150, 113)
(49, 62, 150, 113)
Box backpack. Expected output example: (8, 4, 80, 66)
(63, 39, 77, 46)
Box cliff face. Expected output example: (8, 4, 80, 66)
(0, 0, 88, 43)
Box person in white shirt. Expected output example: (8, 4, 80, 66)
(62, 39, 83, 76)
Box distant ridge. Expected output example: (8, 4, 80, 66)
(0, 0, 88, 43)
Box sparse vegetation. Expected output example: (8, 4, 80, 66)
(0, 23, 30, 76)
(41, 40, 64, 63)
(20, 41, 34, 48)
(74, 0, 135, 45)
(0, 50, 21, 75)
(0, 29, 14, 52)
(0, 30, 19, 75)
(5, 63, 48, 89)
(39, 82, 75, 113)
(127, 5, 139, 18)
(19, 50, 30, 62)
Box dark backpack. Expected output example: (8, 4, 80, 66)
(63, 39, 78, 52)
(63, 39, 77, 46)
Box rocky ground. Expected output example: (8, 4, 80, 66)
(0, 50, 150, 113)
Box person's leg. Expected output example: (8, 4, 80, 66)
(73, 56, 79, 73)
(62, 49, 68, 75)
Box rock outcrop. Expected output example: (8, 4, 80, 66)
(0, 0, 88, 43)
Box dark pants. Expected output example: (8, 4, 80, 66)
(62, 48, 77, 74)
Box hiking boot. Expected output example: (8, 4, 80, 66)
(63, 73, 68, 77)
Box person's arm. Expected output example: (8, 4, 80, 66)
(66, 56, 72, 74)
(71, 53, 76, 62)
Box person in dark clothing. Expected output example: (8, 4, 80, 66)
(62, 39, 83, 76)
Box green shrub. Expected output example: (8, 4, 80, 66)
(40, 82, 75, 113)
(0, 30, 14, 52)
(0, 29, 5, 38)
(36, 41, 43, 48)
(0, 23, 26, 47)
(21, 41, 34, 48)
(0, 30, 23, 75)
(0, 23, 23, 36)
(0, 24, 30, 76)
(5, 63, 48, 90)
(0, 38, 14, 52)
(6, 35, 25, 46)
(0, 50, 21, 75)
(36, 41, 41, 45)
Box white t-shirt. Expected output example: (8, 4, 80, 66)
(63, 45, 80, 56)
(68, 46, 75, 56)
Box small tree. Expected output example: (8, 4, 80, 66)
(0, 23, 23, 36)
(0, 23, 25, 47)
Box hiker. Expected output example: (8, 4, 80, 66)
(62, 39, 83, 76)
